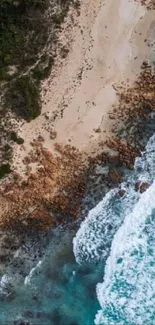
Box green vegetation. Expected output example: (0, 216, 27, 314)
(32, 56, 54, 81)
(0, 163, 11, 179)
(2, 143, 13, 160)
(0, 0, 80, 180)
(0, 0, 49, 122)
(0, 0, 48, 81)
(10, 131, 24, 144)
(0, 0, 79, 122)
(8, 75, 41, 121)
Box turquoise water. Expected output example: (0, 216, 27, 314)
(1, 134, 155, 324)
(0, 228, 103, 325)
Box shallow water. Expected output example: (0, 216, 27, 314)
(0, 227, 104, 325)
(1, 134, 155, 325)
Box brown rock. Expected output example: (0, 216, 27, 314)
(140, 182, 150, 193)
(118, 189, 126, 197)
(135, 182, 140, 192)
(135, 181, 150, 193)
(108, 168, 122, 184)
(108, 153, 119, 165)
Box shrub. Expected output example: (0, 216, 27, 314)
(3, 144, 12, 160)
(10, 131, 24, 144)
(0, 163, 11, 179)
(0, 0, 48, 82)
(32, 56, 54, 81)
(9, 76, 41, 121)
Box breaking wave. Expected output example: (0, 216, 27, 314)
(74, 133, 155, 324)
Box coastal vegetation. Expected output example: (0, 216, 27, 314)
(0, 0, 48, 83)
(0, 0, 79, 175)
(0, 0, 79, 120)
(0, 0, 50, 122)
(8, 75, 41, 121)
(0, 163, 11, 179)
(10, 131, 24, 144)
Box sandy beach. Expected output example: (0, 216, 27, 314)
(1, 2, 155, 324)
(11, 0, 155, 176)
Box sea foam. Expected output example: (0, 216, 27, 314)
(95, 179, 155, 324)
(74, 133, 155, 324)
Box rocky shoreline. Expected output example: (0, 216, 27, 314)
(0, 61, 155, 283)
(1, 59, 155, 228)
(0, 0, 155, 311)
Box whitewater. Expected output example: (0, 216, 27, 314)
(1, 134, 155, 325)
(74, 133, 155, 325)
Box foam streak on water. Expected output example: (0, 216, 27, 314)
(95, 180, 155, 325)
(74, 133, 155, 324)
(73, 186, 139, 264)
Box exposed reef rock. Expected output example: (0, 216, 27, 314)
(106, 139, 140, 170)
(135, 181, 150, 193)
(0, 143, 87, 230)
(105, 63, 155, 169)
(1, 61, 155, 231)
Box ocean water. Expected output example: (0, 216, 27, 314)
(1, 133, 155, 324)
(0, 226, 104, 325)
(74, 133, 155, 325)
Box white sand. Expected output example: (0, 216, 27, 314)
(13, 0, 155, 174)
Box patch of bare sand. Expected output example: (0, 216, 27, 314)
(12, 0, 155, 175)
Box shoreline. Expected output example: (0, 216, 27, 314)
(0, 0, 155, 232)
(12, 0, 154, 175)
(0, 2, 155, 322)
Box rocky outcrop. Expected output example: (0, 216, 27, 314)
(106, 63, 155, 170)
(135, 181, 150, 193)
(106, 139, 140, 169)
(0, 142, 87, 230)
(1, 62, 155, 231)
(118, 189, 126, 197)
